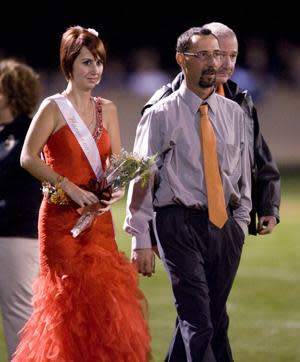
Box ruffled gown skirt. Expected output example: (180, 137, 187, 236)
(12, 202, 150, 362)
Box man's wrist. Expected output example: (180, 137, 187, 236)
(132, 233, 152, 250)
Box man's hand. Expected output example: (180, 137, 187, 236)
(257, 216, 277, 235)
(131, 248, 155, 277)
(99, 188, 125, 212)
(152, 245, 161, 258)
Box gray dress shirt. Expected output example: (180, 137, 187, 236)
(124, 82, 252, 249)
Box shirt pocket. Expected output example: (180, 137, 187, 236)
(221, 143, 241, 177)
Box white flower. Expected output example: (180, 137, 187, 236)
(87, 28, 99, 37)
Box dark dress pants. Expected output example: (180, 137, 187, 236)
(155, 206, 245, 362)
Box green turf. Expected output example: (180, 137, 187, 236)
(1, 173, 299, 362)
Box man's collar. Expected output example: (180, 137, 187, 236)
(178, 81, 218, 116)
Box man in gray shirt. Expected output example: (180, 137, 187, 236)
(124, 27, 251, 361)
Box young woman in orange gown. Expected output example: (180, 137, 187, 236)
(12, 26, 151, 362)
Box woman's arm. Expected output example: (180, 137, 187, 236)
(102, 99, 121, 156)
(21, 99, 61, 183)
(20, 99, 99, 208)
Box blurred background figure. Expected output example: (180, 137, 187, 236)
(0, 58, 41, 360)
(276, 40, 300, 88)
(100, 56, 127, 90)
(231, 36, 276, 103)
(127, 46, 171, 96)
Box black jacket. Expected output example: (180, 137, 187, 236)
(142, 73, 281, 235)
(0, 114, 41, 237)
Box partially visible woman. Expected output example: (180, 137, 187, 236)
(12, 26, 150, 362)
(0, 59, 41, 360)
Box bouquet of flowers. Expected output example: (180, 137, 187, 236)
(70, 150, 157, 238)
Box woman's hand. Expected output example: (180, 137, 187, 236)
(62, 178, 99, 208)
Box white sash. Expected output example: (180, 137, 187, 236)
(48, 94, 103, 179)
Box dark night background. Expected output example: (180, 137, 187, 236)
(2, 2, 299, 167)
(0, 3, 298, 71)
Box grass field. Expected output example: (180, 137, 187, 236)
(1, 172, 299, 362)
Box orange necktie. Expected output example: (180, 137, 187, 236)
(199, 104, 228, 228)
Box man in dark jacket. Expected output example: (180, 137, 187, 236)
(0, 59, 41, 359)
(143, 22, 280, 236)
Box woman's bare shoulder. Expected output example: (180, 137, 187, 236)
(34, 97, 63, 130)
(100, 97, 117, 112)
(101, 98, 118, 128)
(38, 97, 60, 114)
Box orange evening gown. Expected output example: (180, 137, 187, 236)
(12, 98, 151, 362)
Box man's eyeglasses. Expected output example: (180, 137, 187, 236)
(183, 50, 225, 61)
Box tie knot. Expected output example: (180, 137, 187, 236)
(199, 104, 208, 116)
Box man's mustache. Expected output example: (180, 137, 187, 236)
(202, 68, 217, 75)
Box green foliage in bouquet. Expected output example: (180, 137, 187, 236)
(107, 149, 157, 189)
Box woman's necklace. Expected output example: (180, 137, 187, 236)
(87, 98, 95, 130)
(61, 91, 95, 130)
